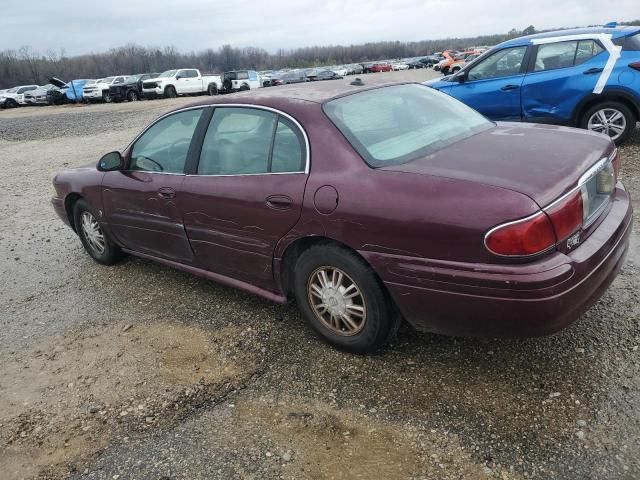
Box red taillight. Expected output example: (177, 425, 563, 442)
(629, 61, 640, 72)
(485, 213, 556, 256)
(546, 190, 584, 241)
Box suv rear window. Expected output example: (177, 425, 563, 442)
(324, 84, 493, 167)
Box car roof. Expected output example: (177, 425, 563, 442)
(185, 77, 409, 108)
(500, 25, 640, 47)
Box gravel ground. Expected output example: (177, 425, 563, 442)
(0, 69, 639, 480)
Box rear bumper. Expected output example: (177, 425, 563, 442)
(362, 184, 632, 337)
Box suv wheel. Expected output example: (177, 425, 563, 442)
(164, 86, 177, 99)
(581, 101, 635, 145)
(103, 93, 113, 103)
(127, 91, 138, 102)
(207, 84, 218, 96)
(293, 245, 400, 354)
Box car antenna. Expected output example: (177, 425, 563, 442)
(350, 78, 364, 86)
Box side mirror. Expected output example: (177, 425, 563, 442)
(97, 151, 124, 172)
(453, 72, 466, 83)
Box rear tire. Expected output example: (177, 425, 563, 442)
(580, 101, 635, 145)
(207, 83, 218, 96)
(73, 199, 122, 265)
(293, 245, 400, 354)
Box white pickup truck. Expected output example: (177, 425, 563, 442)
(142, 69, 222, 98)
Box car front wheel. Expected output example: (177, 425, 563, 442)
(294, 245, 400, 353)
(73, 199, 122, 265)
(581, 101, 635, 145)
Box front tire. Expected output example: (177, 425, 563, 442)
(293, 245, 400, 354)
(580, 101, 635, 145)
(73, 199, 122, 265)
(164, 86, 177, 99)
(127, 91, 138, 102)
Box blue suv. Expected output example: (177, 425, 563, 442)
(426, 25, 640, 144)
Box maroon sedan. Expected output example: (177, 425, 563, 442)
(51, 79, 632, 353)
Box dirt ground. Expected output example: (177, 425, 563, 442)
(0, 69, 639, 479)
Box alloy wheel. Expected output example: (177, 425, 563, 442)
(587, 108, 627, 141)
(81, 211, 105, 255)
(307, 266, 366, 336)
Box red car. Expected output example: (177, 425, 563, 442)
(52, 80, 632, 353)
(370, 63, 392, 73)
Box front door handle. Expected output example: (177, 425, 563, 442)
(158, 187, 176, 199)
(500, 84, 519, 91)
(266, 195, 292, 210)
(583, 67, 604, 75)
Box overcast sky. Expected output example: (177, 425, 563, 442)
(1, 0, 638, 56)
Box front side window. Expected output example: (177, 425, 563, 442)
(186, 70, 198, 78)
(324, 84, 492, 167)
(467, 46, 527, 80)
(130, 109, 203, 173)
(198, 107, 305, 175)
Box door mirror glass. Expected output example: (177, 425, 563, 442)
(97, 151, 124, 171)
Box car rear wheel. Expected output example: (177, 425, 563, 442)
(127, 91, 138, 102)
(207, 83, 218, 96)
(73, 199, 122, 265)
(294, 245, 400, 353)
(581, 101, 635, 145)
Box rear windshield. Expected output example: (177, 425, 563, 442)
(323, 84, 493, 167)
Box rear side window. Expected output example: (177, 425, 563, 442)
(614, 33, 640, 51)
(575, 40, 605, 65)
(534, 40, 605, 71)
(198, 108, 305, 175)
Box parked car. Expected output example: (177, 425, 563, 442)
(407, 58, 427, 69)
(0, 85, 38, 108)
(370, 62, 392, 72)
(332, 66, 349, 77)
(24, 84, 64, 105)
(51, 81, 631, 353)
(109, 73, 159, 102)
(308, 70, 343, 81)
(279, 71, 310, 84)
(449, 53, 481, 74)
(392, 62, 410, 71)
(426, 24, 640, 144)
(220, 70, 262, 93)
(346, 64, 364, 75)
(83, 76, 129, 103)
(50, 77, 89, 103)
(142, 69, 222, 98)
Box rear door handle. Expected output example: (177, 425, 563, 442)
(158, 187, 176, 199)
(583, 67, 604, 75)
(266, 195, 292, 210)
(500, 84, 519, 91)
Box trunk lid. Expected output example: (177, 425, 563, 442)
(381, 122, 614, 207)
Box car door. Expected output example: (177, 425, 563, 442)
(520, 39, 606, 124)
(175, 70, 192, 94)
(447, 45, 529, 121)
(102, 107, 207, 263)
(178, 106, 309, 289)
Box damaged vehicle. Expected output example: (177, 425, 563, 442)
(0, 85, 38, 108)
(52, 80, 632, 353)
(109, 73, 159, 102)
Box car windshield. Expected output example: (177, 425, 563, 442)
(324, 84, 493, 167)
(159, 70, 177, 78)
(7, 87, 19, 93)
(100, 77, 115, 83)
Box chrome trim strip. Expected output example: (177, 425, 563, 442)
(123, 103, 311, 175)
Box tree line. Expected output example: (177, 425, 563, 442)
(1, 21, 638, 88)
